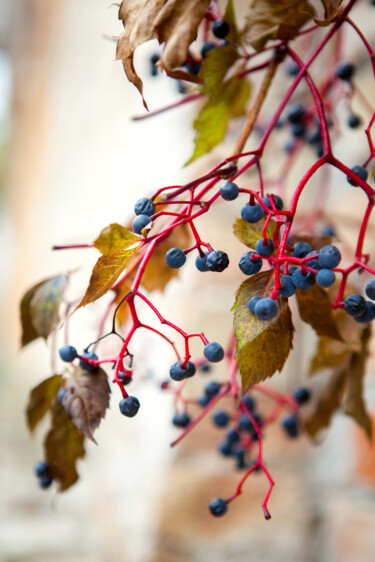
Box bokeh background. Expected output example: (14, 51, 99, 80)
(1, 1, 375, 561)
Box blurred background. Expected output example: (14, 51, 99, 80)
(1, 1, 375, 561)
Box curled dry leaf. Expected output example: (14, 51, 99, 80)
(26, 374, 62, 432)
(315, 0, 343, 26)
(61, 366, 111, 443)
(233, 270, 294, 392)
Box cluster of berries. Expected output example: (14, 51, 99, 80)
(34, 461, 53, 489)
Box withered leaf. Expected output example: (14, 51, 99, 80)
(243, 0, 316, 52)
(315, 0, 343, 26)
(343, 326, 372, 441)
(20, 274, 68, 347)
(224, 0, 242, 46)
(233, 217, 276, 249)
(200, 44, 239, 96)
(26, 374, 62, 432)
(61, 366, 111, 443)
(45, 401, 85, 491)
(296, 284, 342, 341)
(94, 223, 139, 256)
(233, 270, 294, 392)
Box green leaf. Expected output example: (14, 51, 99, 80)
(26, 375, 62, 432)
(296, 284, 342, 341)
(224, 0, 242, 46)
(94, 223, 139, 256)
(233, 270, 294, 392)
(187, 75, 250, 164)
(233, 217, 276, 249)
(45, 401, 85, 492)
(61, 366, 111, 443)
(200, 44, 239, 95)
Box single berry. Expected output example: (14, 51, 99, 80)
(132, 214, 151, 234)
(335, 61, 355, 81)
(220, 181, 239, 201)
(165, 247, 186, 269)
(39, 475, 53, 489)
(255, 238, 275, 257)
(226, 429, 241, 444)
(218, 441, 233, 456)
(279, 275, 296, 298)
(209, 498, 228, 517)
(59, 345, 78, 363)
(34, 461, 50, 478)
(172, 412, 191, 427)
(57, 388, 67, 404)
(347, 165, 368, 187)
(118, 371, 132, 386)
(292, 269, 316, 290)
(355, 301, 375, 323)
(320, 224, 336, 237)
(134, 197, 155, 216)
(197, 395, 210, 408)
(365, 280, 375, 300)
(199, 363, 211, 373)
(79, 351, 98, 371)
(238, 414, 253, 432)
(239, 252, 262, 276)
(241, 394, 256, 412)
(317, 269, 336, 288)
(293, 387, 311, 405)
(282, 414, 299, 438)
(195, 252, 209, 272)
(201, 41, 216, 58)
(292, 241, 312, 258)
(344, 294, 367, 317)
(254, 298, 278, 320)
(286, 62, 299, 76)
(212, 19, 230, 39)
(204, 342, 224, 363)
(262, 194, 284, 211)
(206, 250, 229, 272)
(286, 104, 305, 124)
(119, 396, 140, 418)
(318, 245, 341, 269)
(169, 361, 196, 381)
(347, 114, 362, 128)
(204, 381, 221, 399)
(248, 295, 262, 312)
(213, 410, 230, 428)
(241, 202, 264, 223)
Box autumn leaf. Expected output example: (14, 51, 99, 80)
(26, 375, 62, 432)
(233, 217, 276, 249)
(20, 274, 68, 347)
(224, 0, 242, 46)
(296, 284, 342, 341)
(61, 366, 111, 443)
(315, 0, 343, 26)
(243, 0, 316, 51)
(200, 44, 239, 95)
(233, 270, 294, 392)
(94, 223, 139, 255)
(45, 401, 85, 491)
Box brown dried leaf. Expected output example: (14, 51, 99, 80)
(315, 0, 343, 26)
(344, 326, 372, 441)
(61, 366, 111, 443)
(296, 284, 342, 341)
(233, 270, 294, 392)
(243, 0, 316, 52)
(26, 375, 62, 432)
(45, 401, 85, 492)
(20, 280, 48, 347)
(233, 217, 276, 249)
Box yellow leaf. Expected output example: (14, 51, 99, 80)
(94, 223, 139, 256)
(233, 217, 276, 249)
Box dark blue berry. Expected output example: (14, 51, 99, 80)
(150, 54, 160, 76)
(165, 247, 186, 269)
(212, 19, 230, 39)
(239, 252, 262, 276)
(209, 498, 228, 516)
(220, 181, 239, 200)
(347, 114, 362, 128)
(291, 123, 305, 138)
(204, 381, 221, 399)
(279, 275, 296, 298)
(35, 461, 50, 478)
(241, 203, 264, 223)
(286, 62, 299, 76)
(79, 351, 98, 371)
(354, 301, 375, 323)
(248, 295, 262, 312)
(234, 448, 247, 469)
(335, 62, 355, 81)
(169, 361, 196, 381)
(316, 143, 324, 158)
(201, 41, 216, 58)
(292, 269, 316, 290)
(199, 363, 211, 373)
(282, 414, 299, 438)
(132, 214, 151, 234)
(195, 252, 209, 272)
(213, 410, 230, 427)
(218, 441, 233, 456)
(286, 104, 305, 124)
(184, 59, 201, 75)
(307, 128, 322, 145)
(57, 388, 67, 404)
(292, 241, 312, 258)
(255, 238, 274, 257)
(262, 195, 284, 211)
(238, 414, 253, 432)
(59, 345, 78, 363)
(197, 395, 210, 408)
(254, 298, 278, 320)
(347, 165, 368, 187)
(134, 197, 155, 216)
(317, 269, 336, 288)
(119, 396, 140, 417)
(172, 412, 191, 427)
(204, 342, 224, 363)
(344, 294, 366, 317)
(118, 371, 132, 386)
(293, 387, 311, 405)
(206, 250, 229, 272)
(305, 251, 320, 270)
(241, 394, 256, 412)
(365, 280, 375, 300)
(318, 245, 341, 269)
(39, 475, 53, 489)
(320, 225, 336, 237)
(226, 429, 241, 444)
